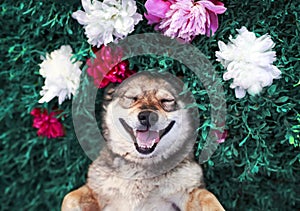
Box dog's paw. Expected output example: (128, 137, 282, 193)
(186, 189, 225, 211)
(61, 185, 100, 211)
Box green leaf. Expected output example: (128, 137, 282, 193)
(233, 148, 239, 157)
(267, 85, 277, 95)
(289, 135, 295, 145)
(239, 134, 250, 147)
(275, 96, 289, 103)
(201, 129, 208, 140)
(208, 160, 214, 166)
(262, 109, 271, 117)
(251, 165, 259, 174)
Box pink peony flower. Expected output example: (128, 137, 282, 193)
(86, 46, 136, 88)
(31, 108, 65, 139)
(145, 0, 226, 42)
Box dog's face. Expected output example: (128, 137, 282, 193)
(103, 71, 199, 165)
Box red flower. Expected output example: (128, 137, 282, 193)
(86, 45, 136, 88)
(30, 108, 64, 139)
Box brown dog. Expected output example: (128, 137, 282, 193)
(62, 72, 224, 211)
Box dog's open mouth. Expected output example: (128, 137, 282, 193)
(119, 118, 175, 155)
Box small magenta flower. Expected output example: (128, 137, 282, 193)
(214, 129, 228, 143)
(31, 108, 65, 139)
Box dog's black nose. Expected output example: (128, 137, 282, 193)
(138, 111, 158, 127)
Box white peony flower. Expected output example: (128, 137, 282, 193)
(216, 26, 281, 98)
(38, 45, 82, 105)
(72, 0, 143, 47)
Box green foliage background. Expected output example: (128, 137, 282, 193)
(1, 0, 299, 210)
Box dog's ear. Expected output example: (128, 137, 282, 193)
(103, 83, 117, 101)
(101, 83, 118, 140)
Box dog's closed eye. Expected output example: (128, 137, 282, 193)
(125, 95, 138, 102)
(120, 95, 138, 108)
(160, 98, 176, 111)
(160, 98, 174, 104)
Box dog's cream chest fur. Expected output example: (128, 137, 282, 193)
(87, 149, 203, 211)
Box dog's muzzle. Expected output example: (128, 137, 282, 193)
(119, 113, 175, 155)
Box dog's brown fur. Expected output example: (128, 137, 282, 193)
(62, 72, 224, 211)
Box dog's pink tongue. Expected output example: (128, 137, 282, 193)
(136, 131, 159, 147)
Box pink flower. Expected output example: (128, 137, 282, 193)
(211, 122, 228, 143)
(86, 46, 136, 88)
(145, 0, 226, 42)
(31, 108, 65, 139)
(214, 129, 228, 143)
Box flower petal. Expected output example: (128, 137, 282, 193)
(205, 11, 218, 36)
(198, 0, 227, 14)
(144, 13, 162, 24)
(72, 10, 89, 25)
(145, 0, 172, 19)
(235, 87, 246, 98)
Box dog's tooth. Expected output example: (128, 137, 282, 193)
(151, 139, 156, 146)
